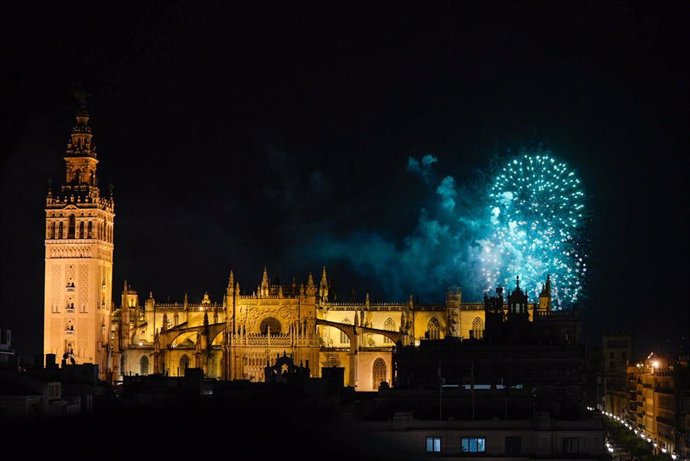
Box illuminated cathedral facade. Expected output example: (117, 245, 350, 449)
(44, 107, 554, 390)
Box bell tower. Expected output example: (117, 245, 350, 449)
(43, 96, 115, 379)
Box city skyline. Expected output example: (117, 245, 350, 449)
(1, 2, 688, 361)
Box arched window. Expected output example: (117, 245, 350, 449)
(87, 221, 93, 238)
(340, 318, 351, 345)
(74, 169, 81, 183)
(140, 356, 149, 375)
(78, 221, 84, 239)
(58, 221, 64, 239)
(49, 222, 56, 239)
(179, 355, 190, 376)
(383, 318, 396, 344)
(120, 355, 126, 376)
(427, 317, 440, 340)
(260, 317, 281, 335)
(471, 317, 484, 339)
(372, 357, 387, 389)
(67, 214, 76, 239)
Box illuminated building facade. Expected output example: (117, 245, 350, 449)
(44, 108, 556, 391)
(111, 274, 556, 390)
(43, 102, 114, 380)
(626, 354, 690, 459)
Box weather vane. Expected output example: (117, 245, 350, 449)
(73, 86, 90, 109)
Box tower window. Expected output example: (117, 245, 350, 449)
(87, 221, 93, 238)
(68, 214, 76, 239)
(78, 221, 84, 239)
(58, 222, 64, 239)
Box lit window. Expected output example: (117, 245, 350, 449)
(426, 436, 441, 453)
(461, 437, 486, 453)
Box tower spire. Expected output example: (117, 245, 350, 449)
(65, 92, 98, 182)
(538, 273, 552, 312)
(306, 273, 315, 297)
(261, 267, 269, 297)
(319, 266, 329, 302)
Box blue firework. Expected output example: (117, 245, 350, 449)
(481, 151, 586, 307)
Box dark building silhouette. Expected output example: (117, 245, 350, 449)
(395, 278, 586, 420)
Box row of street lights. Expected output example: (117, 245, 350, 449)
(590, 407, 683, 461)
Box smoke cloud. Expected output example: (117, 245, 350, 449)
(286, 155, 492, 303)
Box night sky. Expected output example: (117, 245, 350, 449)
(1, 2, 688, 361)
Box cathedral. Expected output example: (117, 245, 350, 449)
(44, 106, 554, 390)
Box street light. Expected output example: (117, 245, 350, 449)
(440, 384, 459, 420)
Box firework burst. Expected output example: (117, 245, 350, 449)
(481, 151, 586, 307)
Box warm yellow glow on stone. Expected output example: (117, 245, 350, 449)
(44, 107, 114, 381)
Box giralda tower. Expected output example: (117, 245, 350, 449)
(43, 99, 114, 379)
